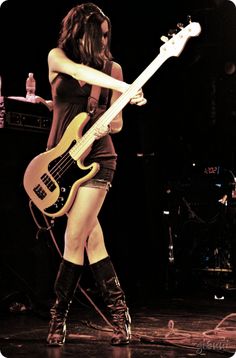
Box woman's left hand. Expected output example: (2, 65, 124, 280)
(130, 88, 147, 106)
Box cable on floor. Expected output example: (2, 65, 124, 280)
(138, 317, 235, 355)
(203, 312, 236, 339)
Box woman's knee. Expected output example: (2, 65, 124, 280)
(64, 226, 88, 251)
(86, 226, 105, 251)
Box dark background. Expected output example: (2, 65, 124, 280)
(1, 0, 236, 308)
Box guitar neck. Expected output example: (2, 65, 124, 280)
(99, 52, 170, 125)
(71, 21, 201, 160)
(71, 51, 169, 160)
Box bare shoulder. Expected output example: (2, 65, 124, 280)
(111, 61, 123, 81)
(48, 48, 66, 84)
(48, 47, 65, 61)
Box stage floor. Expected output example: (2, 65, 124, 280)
(1, 292, 236, 358)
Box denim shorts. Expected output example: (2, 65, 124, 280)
(80, 167, 115, 192)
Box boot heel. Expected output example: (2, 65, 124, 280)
(111, 307, 131, 345)
(47, 319, 66, 346)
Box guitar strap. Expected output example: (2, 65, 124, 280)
(87, 61, 112, 114)
(87, 85, 101, 115)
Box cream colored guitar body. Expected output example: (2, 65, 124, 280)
(23, 112, 99, 217)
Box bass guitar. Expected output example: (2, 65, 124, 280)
(23, 21, 201, 217)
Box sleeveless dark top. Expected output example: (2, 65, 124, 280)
(47, 60, 117, 171)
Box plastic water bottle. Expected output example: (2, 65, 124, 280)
(0, 75, 5, 128)
(26, 72, 36, 102)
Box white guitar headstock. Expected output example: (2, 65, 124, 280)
(160, 20, 201, 58)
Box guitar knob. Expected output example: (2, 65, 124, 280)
(160, 35, 168, 43)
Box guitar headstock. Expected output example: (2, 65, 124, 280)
(160, 20, 201, 58)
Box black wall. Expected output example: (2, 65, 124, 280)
(1, 0, 236, 304)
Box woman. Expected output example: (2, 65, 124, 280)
(46, 2, 147, 347)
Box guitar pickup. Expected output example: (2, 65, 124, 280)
(33, 184, 47, 200)
(41, 173, 56, 192)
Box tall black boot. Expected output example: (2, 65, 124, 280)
(90, 256, 131, 345)
(47, 259, 83, 346)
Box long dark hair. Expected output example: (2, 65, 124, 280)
(58, 3, 112, 70)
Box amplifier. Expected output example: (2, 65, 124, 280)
(0, 96, 52, 132)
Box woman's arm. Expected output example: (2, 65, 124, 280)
(48, 48, 129, 94)
(109, 61, 124, 133)
(48, 48, 147, 135)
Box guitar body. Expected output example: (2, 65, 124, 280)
(23, 112, 100, 217)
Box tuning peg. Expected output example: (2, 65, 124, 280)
(168, 29, 177, 37)
(160, 35, 169, 43)
(187, 15, 192, 23)
(177, 23, 184, 29)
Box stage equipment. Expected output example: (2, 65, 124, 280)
(162, 163, 236, 293)
(0, 96, 52, 132)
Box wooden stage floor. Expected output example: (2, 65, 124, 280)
(1, 291, 236, 358)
